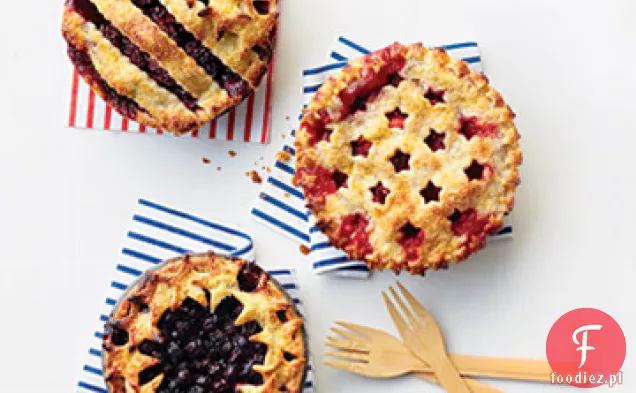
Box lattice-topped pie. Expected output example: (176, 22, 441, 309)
(62, 0, 278, 134)
(294, 42, 522, 275)
(103, 253, 306, 393)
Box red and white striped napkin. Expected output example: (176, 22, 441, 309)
(67, 62, 275, 143)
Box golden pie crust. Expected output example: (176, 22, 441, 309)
(61, 0, 278, 134)
(294, 42, 522, 275)
(102, 253, 306, 393)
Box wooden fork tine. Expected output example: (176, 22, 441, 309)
(324, 359, 369, 376)
(335, 321, 375, 338)
(324, 350, 370, 363)
(325, 337, 370, 352)
(388, 285, 417, 325)
(382, 291, 413, 343)
(330, 327, 361, 342)
(396, 281, 430, 321)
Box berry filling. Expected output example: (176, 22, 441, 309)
(129, 0, 251, 98)
(420, 181, 441, 203)
(449, 209, 494, 255)
(350, 136, 372, 157)
(130, 295, 267, 393)
(464, 160, 492, 181)
(302, 109, 333, 146)
(252, 0, 270, 14)
(424, 130, 446, 152)
(424, 87, 446, 105)
(67, 45, 144, 119)
(398, 223, 425, 261)
(338, 213, 374, 257)
(390, 150, 410, 173)
(338, 50, 406, 119)
(370, 182, 390, 204)
(298, 166, 347, 200)
(388, 72, 404, 87)
(458, 116, 499, 140)
(386, 108, 408, 129)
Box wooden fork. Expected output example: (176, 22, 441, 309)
(325, 322, 503, 393)
(325, 321, 552, 382)
(384, 283, 472, 393)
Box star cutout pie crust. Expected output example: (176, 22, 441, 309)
(294, 42, 522, 275)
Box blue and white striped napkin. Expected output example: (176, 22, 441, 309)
(76, 199, 316, 393)
(252, 37, 512, 279)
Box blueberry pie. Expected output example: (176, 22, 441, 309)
(294, 42, 522, 275)
(103, 253, 306, 393)
(61, 0, 278, 134)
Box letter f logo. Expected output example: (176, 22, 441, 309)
(572, 324, 602, 368)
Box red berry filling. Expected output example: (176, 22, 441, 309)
(398, 223, 425, 261)
(128, 295, 268, 393)
(388, 72, 404, 87)
(386, 108, 408, 129)
(338, 51, 406, 119)
(458, 116, 499, 140)
(464, 160, 492, 181)
(390, 150, 410, 173)
(370, 182, 390, 204)
(424, 87, 446, 105)
(424, 130, 446, 152)
(351, 136, 372, 157)
(449, 209, 494, 256)
(420, 181, 441, 203)
(302, 109, 333, 146)
(128, 0, 251, 98)
(299, 166, 347, 199)
(338, 213, 374, 257)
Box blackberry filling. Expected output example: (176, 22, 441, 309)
(134, 295, 267, 393)
(67, 0, 200, 110)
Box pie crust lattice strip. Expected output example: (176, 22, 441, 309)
(62, 0, 278, 134)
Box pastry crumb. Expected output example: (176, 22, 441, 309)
(285, 115, 291, 121)
(246, 170, 262, 184)
(284, 192, 291, 198)
(202, 158, 211, 164)
(265, 166, 272, 173)
(216, 166, 222, 171)
(299, 245, 311, 255)
(281, 134, 287, 139)
(276, 150, 291, 163)
(228, 150, 237, 157)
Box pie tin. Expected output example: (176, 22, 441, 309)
(102, 252, 309, 393)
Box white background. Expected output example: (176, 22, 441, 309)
(0, 0, 634, 392)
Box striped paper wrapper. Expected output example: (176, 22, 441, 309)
(75, 199, 316, 393)
(67, 60, 275, 144)
(252, 37, 513, 278)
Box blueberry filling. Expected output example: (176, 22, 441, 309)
(132, 295, 267, 393)
(237, 263, 264, 292)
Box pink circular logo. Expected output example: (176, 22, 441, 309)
(546, 308, 626, 388)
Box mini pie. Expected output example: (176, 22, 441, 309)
(103, 253, 306, 393)
(61, 0, 278, 134)
(294, 42, 522, 275)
